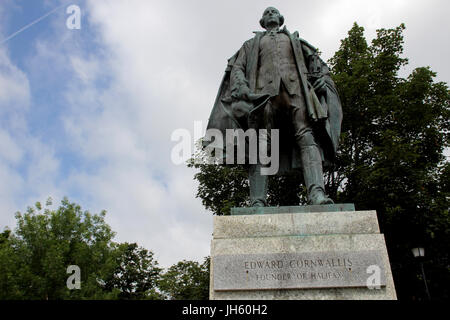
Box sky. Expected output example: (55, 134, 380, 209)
(0, 0, 449, 268)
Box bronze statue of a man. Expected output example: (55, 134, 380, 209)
(206, 7, 343, 207)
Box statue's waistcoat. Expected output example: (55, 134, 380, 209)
(257, 32, 301, 97)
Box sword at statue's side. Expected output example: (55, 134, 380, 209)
(307, 52, 329, 122)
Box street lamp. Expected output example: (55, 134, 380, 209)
(411, 247, 431, 300)
(411, 247, 425, 258)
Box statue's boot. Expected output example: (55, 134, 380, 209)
(300, 145, 334, 205)
(249, 163, 268, 207)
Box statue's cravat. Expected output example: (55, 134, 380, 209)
(266, 27, 282, 38)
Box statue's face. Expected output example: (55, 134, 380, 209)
(261, 7, 281, 28)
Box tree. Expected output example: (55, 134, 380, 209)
(328, 23, 449, 300)
(102, 242, 163, 300)
(0, 198, 121, 299)
(159, 257, 210, 300)
(0, 198, 163, 300)
(190, 23, 449, 300)
(0, 228, 23, 299)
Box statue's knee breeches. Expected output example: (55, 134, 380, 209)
(291, 105, 317, 148)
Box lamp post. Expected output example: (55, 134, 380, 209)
(411, 247, 431, 300)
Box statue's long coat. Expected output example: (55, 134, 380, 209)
(205, 27, 343, 175)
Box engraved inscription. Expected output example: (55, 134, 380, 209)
(213, 251, 386, 291)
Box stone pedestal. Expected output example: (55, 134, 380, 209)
(210, 205, 397, 300)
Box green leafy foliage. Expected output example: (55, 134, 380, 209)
(159, 257, 210, 300)
(102, 243, 163, 300)
(328, 23, 449, 300)
(0, 198, 162, 300)
(0, 198, 118, 299)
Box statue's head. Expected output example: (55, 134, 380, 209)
(260, 7, 284, 29)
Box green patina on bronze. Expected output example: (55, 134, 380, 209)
(206, 7, 343, 207)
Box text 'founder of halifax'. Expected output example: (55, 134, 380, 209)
(205, 7, 343, 207)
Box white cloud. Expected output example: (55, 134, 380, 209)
(0, 49, 30, 130)
(0, 52, 29, 108)
(0, 129, 23, 165)
(70, 55, 101, 84)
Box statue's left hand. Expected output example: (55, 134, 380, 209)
(313, 76, 327, 95)
(231, 86, 251, 100)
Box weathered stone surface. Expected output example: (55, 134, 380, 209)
(231, 204, 355, 215)
(210, 210, 397, 300)
(211, 285, 395, 300)
(214, 210, 380, 239)
(213, 250, 386, 291)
